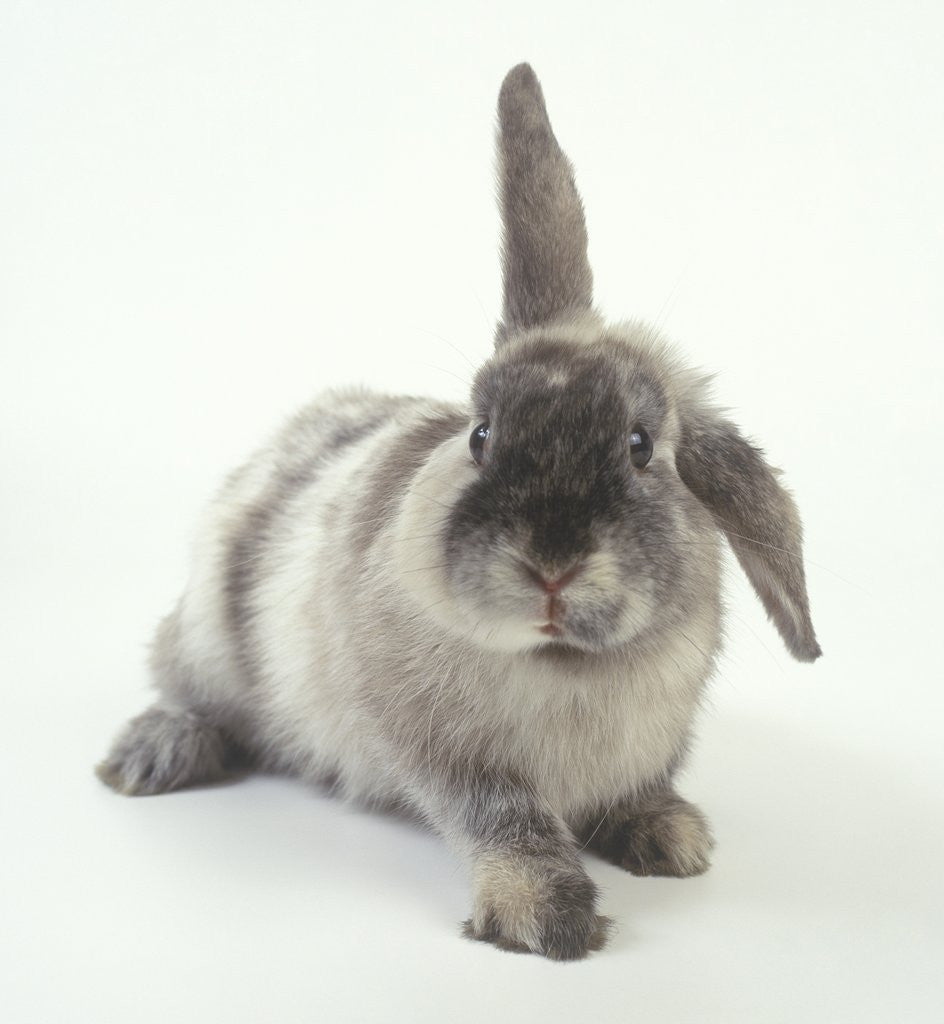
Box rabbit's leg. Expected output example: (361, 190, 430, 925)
(429, 766, 611, 959)
(577, 787, 714, 878)
(96, 702, 237, 796)
(97, 603, 249, 795)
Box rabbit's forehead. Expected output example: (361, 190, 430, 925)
(473, 341, 668, 434)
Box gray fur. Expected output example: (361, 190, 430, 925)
(462, 862, 611, 960)
(97, 64, 820, 960)
(95, 704, 232, 796)
(442, 762, 610, 960)
(223, 392, 409, 682)
(496, 64, 594, 343)
(676, 413, 821, 661)
(346, 403, 469, 558)
(578, 786, 714, 877)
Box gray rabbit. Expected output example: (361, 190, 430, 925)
(98, 63, 820, 960)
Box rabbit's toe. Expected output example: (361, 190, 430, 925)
(463, 853, 611, 960)
(608, 798, 713, 878)
(96, 705, 229, 796)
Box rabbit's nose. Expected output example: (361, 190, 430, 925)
(522, 560, 584, 594)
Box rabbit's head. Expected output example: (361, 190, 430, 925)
(393, 65, 820, 663)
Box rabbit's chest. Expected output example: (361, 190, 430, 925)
(496, 645, 710, 817)
(520, 694, 692, 817)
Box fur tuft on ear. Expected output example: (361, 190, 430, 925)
(676, 412, 822, 662)
(495, 64, 594, 344)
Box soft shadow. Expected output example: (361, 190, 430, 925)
(593, 713, 943, 954)
(95, 713, 943, 961)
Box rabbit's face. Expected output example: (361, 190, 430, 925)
(435, 328, 720, 655)
(390, 61, 818, 664)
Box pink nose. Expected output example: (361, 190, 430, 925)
(525, 562, 583, 594)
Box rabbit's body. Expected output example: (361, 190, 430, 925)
(99, 64, 819, 960)
(145, 370, 720, 821)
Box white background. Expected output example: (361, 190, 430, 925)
(2, 2, 943, 1022)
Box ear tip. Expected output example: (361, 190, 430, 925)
(791, 637, 823, 663)
(502, 62, 539, 89)
(498, 62, 549, 126)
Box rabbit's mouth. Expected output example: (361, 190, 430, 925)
(524, 595, 626, 651)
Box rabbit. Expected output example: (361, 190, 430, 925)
(96, 62, 821, 961)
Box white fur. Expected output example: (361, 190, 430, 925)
(161, 376, 719, 827)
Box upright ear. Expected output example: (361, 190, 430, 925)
(495, 64, 594, 343)
(676, 411, 822, 662)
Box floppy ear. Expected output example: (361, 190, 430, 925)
(676, 412, 822, 662)
(495, 64, 594, 343)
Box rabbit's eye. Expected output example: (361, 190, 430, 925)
(470, 421, 490, 465)
(629, 426, 653, 468)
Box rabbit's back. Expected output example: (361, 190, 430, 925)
(153, 389, 467, 791)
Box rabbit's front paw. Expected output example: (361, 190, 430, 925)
(591, 794, 714, 878)
(463, 854, 611, 960)
(96, 705, 229, 796)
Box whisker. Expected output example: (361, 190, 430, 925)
(415, 361, 474, 387)
(469, 287, 496, 340)
(388, 533, 446, 544)
(426, 616, 489, 788)
(345, 512, 450, 530)
(408, 493, 456, 512)
(651, 256, 695, 333)
(578, 795, 618, 852)
(222, 551, 269, 570)
(673, 533, 864, 590)
(411, 327, 478, 372)
(405, 594, 453, 619)
(725, 609, 785, 673)
(670, 626, 741, 693)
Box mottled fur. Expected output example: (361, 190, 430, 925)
(577, 787, 714, 877)
(97, 63, 820, 960)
